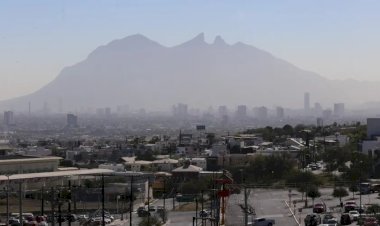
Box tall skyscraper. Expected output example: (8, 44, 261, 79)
(3, 111, 14, 126)
(334, 103, 345, 117)
(173, 103, 188, 118)
(256, 106, 268, 120)
(304, 92, 310, 113)
(67, 114, 78, 127)
(276, 107, 284, 119)
(218, 105, 228, 117)
(236, 105, 247, 119)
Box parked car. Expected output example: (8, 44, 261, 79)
(304, 214, 321, 226)
(364, 217, 379, 226)
(340, 213, 352, 225)
(348, 210, 359, 221)
(137, 206, 150, 217)
(66, 214, 78, 222)
(250, 217, 275, 226)
(90, 217, 112, 224)
(199, 210, 211, 218)
(344, 204, 356, 213)
(313, 203, 325, 213)
(323, 214, 337, 224)
(8, 217, 20, 226)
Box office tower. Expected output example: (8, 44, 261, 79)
(333, 103, 345, 117)
(236, 105, 247, 119)
(323, 109, 332, 119)
(173, 103, 188, 118)
(218, 105, 228, 117)
(276, 107, 284, 119)
(367, 118, 380, 139)
(67, 114, 78, 127)
(3, 111, 14, 126)
(256, 106, 268, 120)
(317, 118, 323, 127)
(314, 102, 323, 116)
(304, 92, 310, 113)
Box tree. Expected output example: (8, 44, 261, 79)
(286, 171, 321, 202)
(366, 204, 380, 214)
(349, 184, 358, 199)
(307, 186, 321, 206)
(282, 124, 294, 136)
(332, 187, 348, 203)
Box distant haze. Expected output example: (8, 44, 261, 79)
(2, 1, 380, 102)
(1, 33, 380, 112)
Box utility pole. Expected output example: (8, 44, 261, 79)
(244, 186, 248, 226)
(147, 179, 150, 226)
(201, 190, 204, 226)
(129, 176, 133, 226)
(58, 189, 62, 226)
(102, 174, 105, 226)
(163, 178, 166, 210)
(19, 181, 23, 226)
(41, 185, 45, 216)
(51, 187, 55, 226)
(195, 198, 198, 226)
(68, 180, 72, 226)
(6, 176, 10, 226)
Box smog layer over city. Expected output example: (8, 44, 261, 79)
(2, 1, 380, 226)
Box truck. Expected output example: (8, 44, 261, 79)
(249, 217, 275, 226)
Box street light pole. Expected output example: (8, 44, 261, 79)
(6, 175, 10, 226)
(19, 181, 23, 226)
(129, 176, 133, 226)
(102, 174, 105, 226)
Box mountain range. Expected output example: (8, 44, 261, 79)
(1, 33, 379, 112)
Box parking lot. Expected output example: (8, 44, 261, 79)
(226, 188, 380, 226)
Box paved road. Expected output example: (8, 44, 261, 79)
(226, 189, 298, 226)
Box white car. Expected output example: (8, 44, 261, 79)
(90, 217, 112, 224)
(348, 210, 359, 221)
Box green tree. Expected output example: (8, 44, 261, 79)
(286, 171, 321, 200)
(366, 204, 380, 214)
(349, 184, 358, 199)
(332, 187, 348, 203)
(282, 124, 294, 136)
(307, 186, 321, 206)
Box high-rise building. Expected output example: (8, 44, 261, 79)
(367, 118, 380, 139)
(218, 106, 228, 117)
(316, 118, 323, 127)
(276, 107, 284, 119)
(314, 102, 323, 116)
(67, 114, 78, 127)
(3, 111, 14, 126)
(304, 92, 310, 113)
(323, 109, 332, 119)
(256, 106, 268, 120)
(333, 103, 345, 117)
(236, 105, 247, 119)
(173, 103, 188, 118)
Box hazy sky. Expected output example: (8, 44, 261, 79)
(1, 0, 380, 101)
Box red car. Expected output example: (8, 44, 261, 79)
(313, 203, 325, 213)
(364, 217, 379, 226)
